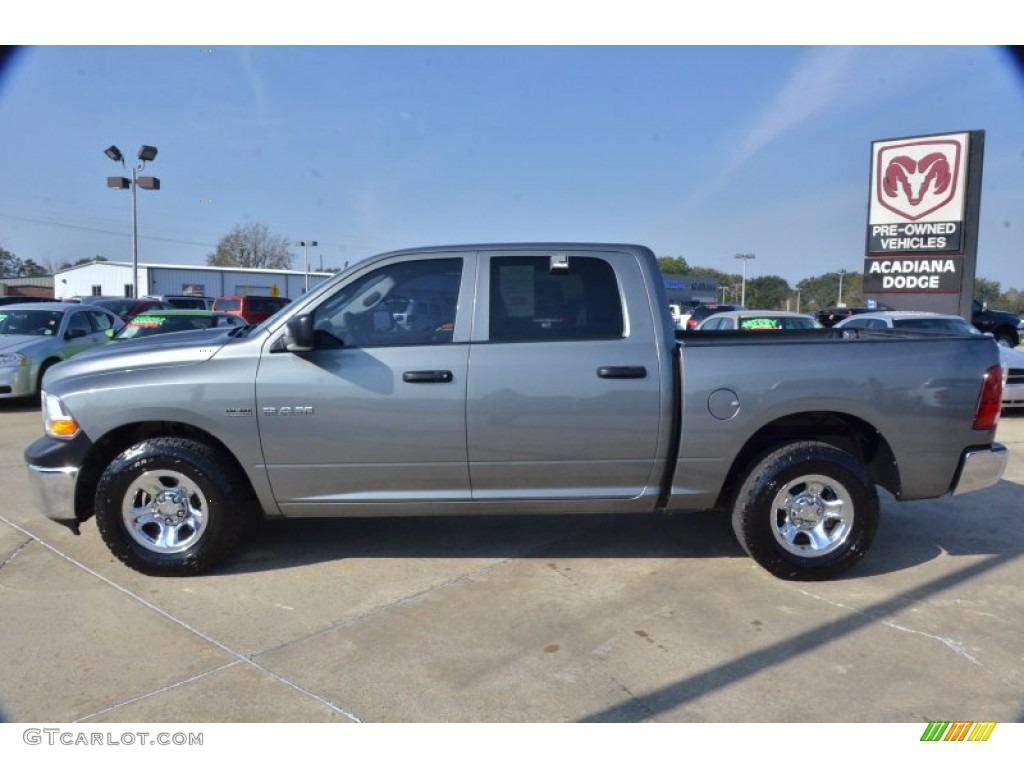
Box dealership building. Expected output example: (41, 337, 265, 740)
(52, 260, 334, 301)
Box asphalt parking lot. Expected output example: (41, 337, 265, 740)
(1, 400, 1022, 724)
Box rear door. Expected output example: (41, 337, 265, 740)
(466, 249, 664, 502)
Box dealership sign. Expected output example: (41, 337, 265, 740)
(863, 131, 982, 306)
(867, 133, 969, 255)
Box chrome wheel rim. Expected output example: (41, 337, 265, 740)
(770, 473, 854, 558)
(122, 470, 208, 554)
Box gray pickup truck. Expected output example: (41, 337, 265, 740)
(25, 243, 1008, 580)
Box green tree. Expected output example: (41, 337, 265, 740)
(208, 223, 293, 269)
(657, 256, 689, 274)
(974, 277, 1001, 304)
(745, 275, 793, 310)
(19, 258, 49, 276)
(795, 271, 862, 311)
(1, 246, 23, 277)
(58, 256, 108, 270)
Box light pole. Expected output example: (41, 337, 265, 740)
(299, 240, 318, 292)
(734, 252, 755, 307)
(837, 269, 848, 307)
(105, 145, 160, 299)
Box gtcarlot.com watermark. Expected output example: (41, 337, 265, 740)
(23, 728, 203, 747)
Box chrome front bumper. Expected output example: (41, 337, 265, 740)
(951, 443, 1008, 496)
(26, 463, 80, 529)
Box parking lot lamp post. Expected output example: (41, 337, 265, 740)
(735, 253, 755, 307)
(105, 145, 160, 299)
(299, 240, 318, 292)
(838, 269, 848, 307)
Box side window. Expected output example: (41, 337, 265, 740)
(87, 310, 116, 333)
(313, 258, 462, 347)
(489, 256, 623, 342)
(67, 311, 92, 335)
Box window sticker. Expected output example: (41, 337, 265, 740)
(740, 317, 782, 330)
(129, 315, 165, 329)
(499, 265, 535, 318)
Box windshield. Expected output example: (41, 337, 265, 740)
(0, 309, 64, 336)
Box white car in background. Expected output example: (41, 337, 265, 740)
(834, 311, 1023, 410)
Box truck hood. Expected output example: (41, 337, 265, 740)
(44, 327, 239, 387)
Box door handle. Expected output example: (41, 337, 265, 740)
(597, 366, 647, 379)
(402, 370, 454, 384)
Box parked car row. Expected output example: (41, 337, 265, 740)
(62, 294, 292, 324)
(0, 300, 263, 401)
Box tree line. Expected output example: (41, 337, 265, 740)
(657, 256, 1024, 314)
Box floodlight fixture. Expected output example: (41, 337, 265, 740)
(104, 142, 160, 299)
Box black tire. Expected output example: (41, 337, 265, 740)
(731, 441, 879, 581)
(94, 437, 255, 576)
(33, 359, 58, 404)
(993, 329, 1018, 348)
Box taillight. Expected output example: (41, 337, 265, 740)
(686, 318, 698, 329)
(972, 364, 1003, 430)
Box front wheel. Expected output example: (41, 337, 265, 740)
(94, 437, 255, 576)
(731, 441, 879, 581)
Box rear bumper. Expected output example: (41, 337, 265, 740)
(951, 443, 1008, 496)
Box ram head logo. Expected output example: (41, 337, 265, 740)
(875, 139, 962, 221)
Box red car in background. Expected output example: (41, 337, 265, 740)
(212, 295, 291, 324)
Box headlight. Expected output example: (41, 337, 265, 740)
(42, 392, 80, 440)
(0, 352, 28, 368)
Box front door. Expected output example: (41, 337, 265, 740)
(255, 256, 473, 515)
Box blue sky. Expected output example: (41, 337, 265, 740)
(2, 43, 1022, 289)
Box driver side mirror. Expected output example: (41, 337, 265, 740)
(65, 327, 87, 340)
(282, 314, 315, 352)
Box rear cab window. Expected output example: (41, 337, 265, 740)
(487, 255, 624, 342)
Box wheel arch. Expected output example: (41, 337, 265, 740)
(74, 421, 260, 525)
(715, 410, 899, 510)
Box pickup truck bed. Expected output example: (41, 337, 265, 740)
(25, 243, 1007, 580)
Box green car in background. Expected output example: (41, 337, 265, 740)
(110, 309, 247, 341)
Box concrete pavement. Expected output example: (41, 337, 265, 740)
(1, 401, 1022, 723)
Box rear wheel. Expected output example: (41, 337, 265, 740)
(993, 329, 1018, 348)
(95, 437, 255, 576)
(732, 441, 879, 580)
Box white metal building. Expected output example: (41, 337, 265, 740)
(53, 260, 333, 301)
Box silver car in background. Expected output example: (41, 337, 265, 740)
(0, 302, 124, 400)
(695, 309, 822, 331)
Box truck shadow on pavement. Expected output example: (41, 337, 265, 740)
(225, 478, 1024, 578)
(578, 548, 1024, 722)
